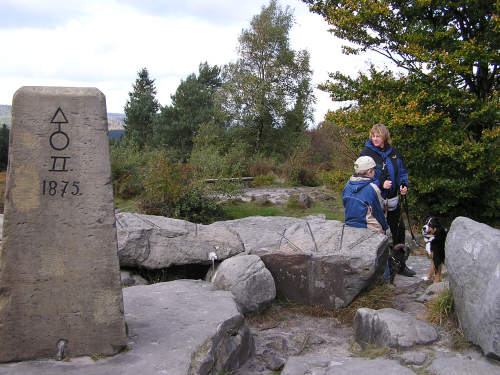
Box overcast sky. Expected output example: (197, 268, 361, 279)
(0, 0, 387, 125)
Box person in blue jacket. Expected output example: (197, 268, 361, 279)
(360, 123, 415, 277)
(343, 156, 389, 234)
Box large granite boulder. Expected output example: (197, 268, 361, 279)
(446, 217, 500, 358)
(353, 308, 438, 348)
(210, 254, 276, 314)
(115, 212, 245, 269)
(0, 280, 254, 375)
(217, 215, 388, 308)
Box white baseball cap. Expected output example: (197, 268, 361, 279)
(354, 156, 376, 173)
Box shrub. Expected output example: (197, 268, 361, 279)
(320, 169, 351, 192)
(252, 174, 275, 187)
(247, 154, 279, 176)
(139, 150, 225, 224)
(282, 147, 319, 187)
(110, 143, 146, 199)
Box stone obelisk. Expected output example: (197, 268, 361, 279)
(0, 87, 127, 362)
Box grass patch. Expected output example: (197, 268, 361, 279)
(221, 193, 344, 221)
(114, 196, 141, 212)
(222, 200, 284, 218)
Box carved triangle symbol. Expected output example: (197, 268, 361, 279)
(50, 107, 68, 124)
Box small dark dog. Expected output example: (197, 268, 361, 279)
(388, 243, 411, 284)
(422, 217, 447, 283)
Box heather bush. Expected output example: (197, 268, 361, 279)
(139, 150, 225, 224)
(110, 143, 146, 199)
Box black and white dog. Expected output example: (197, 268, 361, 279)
(422, 217, 447, 283)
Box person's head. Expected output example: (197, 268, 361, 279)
(354, 156, 376, 177)
(370, 123, 392, 149)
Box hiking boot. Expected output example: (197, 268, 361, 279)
(398, 265, 416, 277)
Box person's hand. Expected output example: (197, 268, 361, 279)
(400, 185, 407, 195)
(383, 180, 392, 189)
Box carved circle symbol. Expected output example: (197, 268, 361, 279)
(49, 130, 69, 151)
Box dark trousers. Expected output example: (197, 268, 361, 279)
(387, 204, 405, 246)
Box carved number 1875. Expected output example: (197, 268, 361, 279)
(42, 180, 80, 197)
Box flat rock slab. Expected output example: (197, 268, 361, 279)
(238, 187, 333, 205)
(282, 356, 415, 375)
(0, 280, 254, 375)
(427, 353, 500, 375)
(354, 308, 438, 348)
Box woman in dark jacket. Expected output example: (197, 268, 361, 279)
(360, 123, 415, 277)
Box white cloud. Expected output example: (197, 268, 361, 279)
(0, 0, 390, 125)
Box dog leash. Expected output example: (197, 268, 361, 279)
(401, 194, 425, 249)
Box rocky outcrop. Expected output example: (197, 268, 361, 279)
(353, 308, 438, 348)
(115, 212, 245, 269)
(0, 280, 254, 375)
(113, 213, 389, 308)
(217, 215, 388, 308)
(446, 217, 500, 358)
(210, 255, 276, 314)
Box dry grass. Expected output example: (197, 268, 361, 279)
(425, 289, 453, 326)
(272, 281, 395, 325)
(425, 289, 471, 351)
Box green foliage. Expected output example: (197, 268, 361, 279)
(0, 124, 9, 171)
(110, 142, 146, 199)
(154, 63, 222, 161)
(319, 169, 352, 192)
(282, 143, 319, 186)
(190, 122, 251, 179)
(139, 150, 225, 224)
(124, 67, 159, 149)
(252, 174, 275, 187)
(217, 0, 315, 155)
(302, 0, 499, 222)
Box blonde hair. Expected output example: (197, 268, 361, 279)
(370, 123, 392, 147)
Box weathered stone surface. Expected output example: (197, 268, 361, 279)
(397, 351, 428, 365)
(353, 308, 438, 348)
(282, 356, 416, 375)
(446, 217, 500, 358)
(218, 216, 388, 308)
(0, 87, 126, 362)
(210, 254, 276, 314)
(0, 280, 255, 375)
(427, 353, 500, 375)
(115, 212, 245, 269)
(417, 281, 450, 302)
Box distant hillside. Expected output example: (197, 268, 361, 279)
(0, 104, 125, 130)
